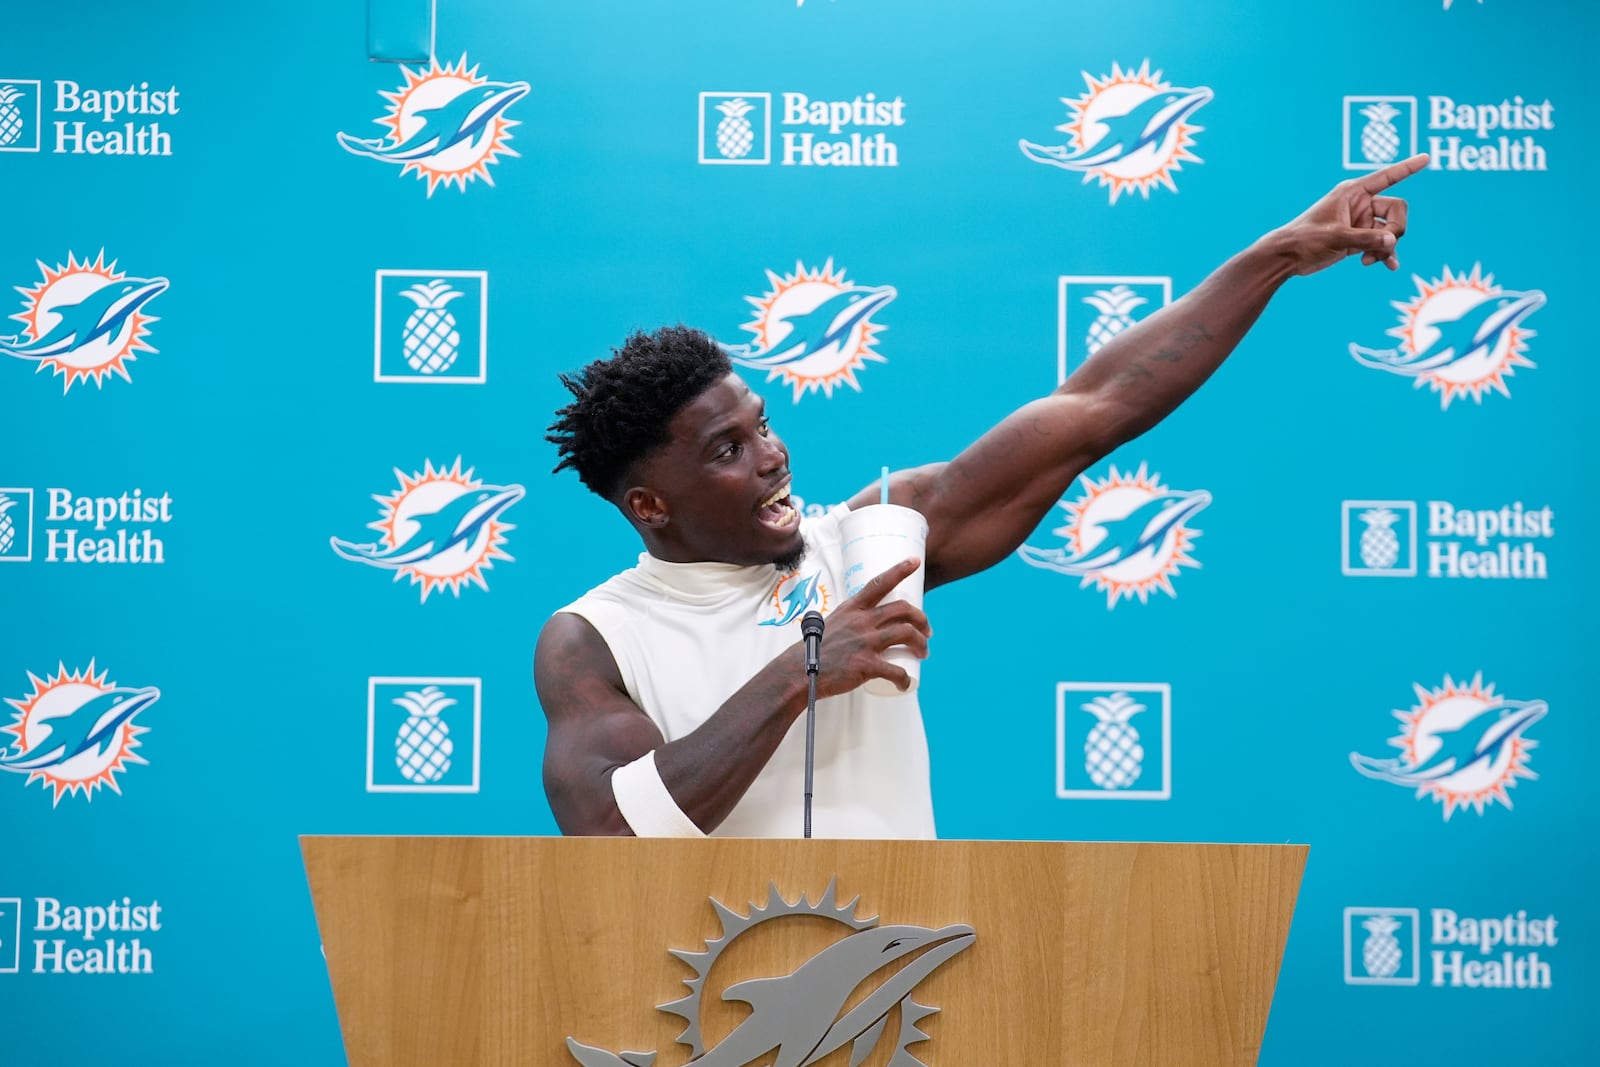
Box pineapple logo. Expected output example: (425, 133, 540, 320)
(1343, 907, 1420, 985)
(1, 251, 169, 393)
(1, 662, 159, 806)
(1057, 276, 1170, 380)
(1057, 683, 1170, 799)
(336, 54, 529, 196)
(0, 80, 39, 152)
(699, 92, 771, 164)
(1342, 96, 1417, 170)
(375, 270, 488, 383)
(0, 489, 32, 561)
(1019, 60, 1211, 203)
(715, 98, 756, 158)
(1018, 463, 1209, 609)
(719, 259, 897, 401)
(367, 678, 479, 793)
(1082, 693, 1145, 789)
(1341, 500, 1417, 577)
(1350, 673, 1547, 819)
(1361, 914, 1404, 979)
(1349, 263, 1545, 410)
(1359, 102, 1402, 164)
(330, 457, 524, 602)
(1357, 508, 1401, 568)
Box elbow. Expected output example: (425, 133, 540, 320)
(545, 770, 637, 837)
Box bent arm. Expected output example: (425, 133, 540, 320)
(535, 560, 932, 836)
(535, 611, 808, 836)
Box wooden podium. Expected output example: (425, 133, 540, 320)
(302, 837, 1305, 1067)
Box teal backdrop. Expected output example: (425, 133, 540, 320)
(2, 1, 1593, 1064)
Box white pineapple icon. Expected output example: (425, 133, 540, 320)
(714, 98, 756, 159)
(1083, 286, 1149, 356)
(1358, 507, 1402, 570)
(0, 493, 15, 555)
(1082, 692, 1146, 790)
(1358, 102, 1402, 165)
(0, 86, 23, 148)
(399, 280, 464, 374)
(1361, 914, 1404, 979)
(393, 686, 456, 784)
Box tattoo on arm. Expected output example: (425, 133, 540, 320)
(1116, 360, 1155, 386)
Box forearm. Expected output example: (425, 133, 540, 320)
(651, 642, 811, 832)
(1063, 228, 1299, 452)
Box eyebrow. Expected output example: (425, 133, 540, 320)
(697, 395, 765, 448)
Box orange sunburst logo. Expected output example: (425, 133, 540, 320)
(1017, 463, 1210, 608)
(2, 661, 158, 805)
(1349, 264, 1545, 410)
(336, 55, 530, 196)
(1020, 60, 1212, 203)
(722, 259, 898, 401)
(1351, 673, 1546, 819)
(330, 457, 525, 602)
(3, 251, 169, 393)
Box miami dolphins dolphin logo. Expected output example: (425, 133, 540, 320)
(2, 251, 168, 392)
(337, 54, 529, 195)
(1020, 60, 1211, 203)
(332, 457, 524, 602)
(3, 662, 157, 805)
(1018, 463, 1209, 608)
(1350, 673, 1545, 819)
(721, 260, 897, 401)
(566, 882, 975, 1067)
(1349, 264, 1544, 409)
(760, 570, 829, 627)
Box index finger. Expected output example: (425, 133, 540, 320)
(1358, 153, 1430, 194)
(853, 557, 921, 604)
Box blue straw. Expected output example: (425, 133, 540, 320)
(881, 465, 890, 505)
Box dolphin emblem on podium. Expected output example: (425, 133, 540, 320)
(566, 882, 975, 1067)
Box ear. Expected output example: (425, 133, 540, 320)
(623, 486, 669, 529)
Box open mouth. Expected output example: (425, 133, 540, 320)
(756, 480, 798, 530)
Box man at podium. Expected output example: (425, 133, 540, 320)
(535, 157, 1427, 840)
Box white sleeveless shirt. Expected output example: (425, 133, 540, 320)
(557, 505, 935, 839)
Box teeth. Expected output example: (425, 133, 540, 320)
(760, 482, 791, 509)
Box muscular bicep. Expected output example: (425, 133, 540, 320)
(534, 612, 667, 836)
(867, 394, 1107, 589)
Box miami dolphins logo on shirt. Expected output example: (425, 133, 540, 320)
(759, 570, 831, 627)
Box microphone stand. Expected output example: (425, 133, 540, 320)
(801, 611, 824, 839)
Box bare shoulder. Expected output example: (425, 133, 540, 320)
(534, 611, 628, 713)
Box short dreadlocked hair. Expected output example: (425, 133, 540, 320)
(547, 325, 734, 501)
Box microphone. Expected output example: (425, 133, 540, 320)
(800, 610, 824, 838)
(801, 610, 824, 674)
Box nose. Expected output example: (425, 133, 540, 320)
(758, 426, 788, 474)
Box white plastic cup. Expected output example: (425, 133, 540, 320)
(839, 504, 929, 697)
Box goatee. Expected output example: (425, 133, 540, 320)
(773, 543, 807, 574)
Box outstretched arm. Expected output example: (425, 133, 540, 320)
(537, 559, 931, 835)
(860, 156, 1429, 589)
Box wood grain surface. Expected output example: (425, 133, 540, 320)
(302, 837, 1306, 1067)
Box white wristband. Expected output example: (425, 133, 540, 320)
(610, 750, 707, 838)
